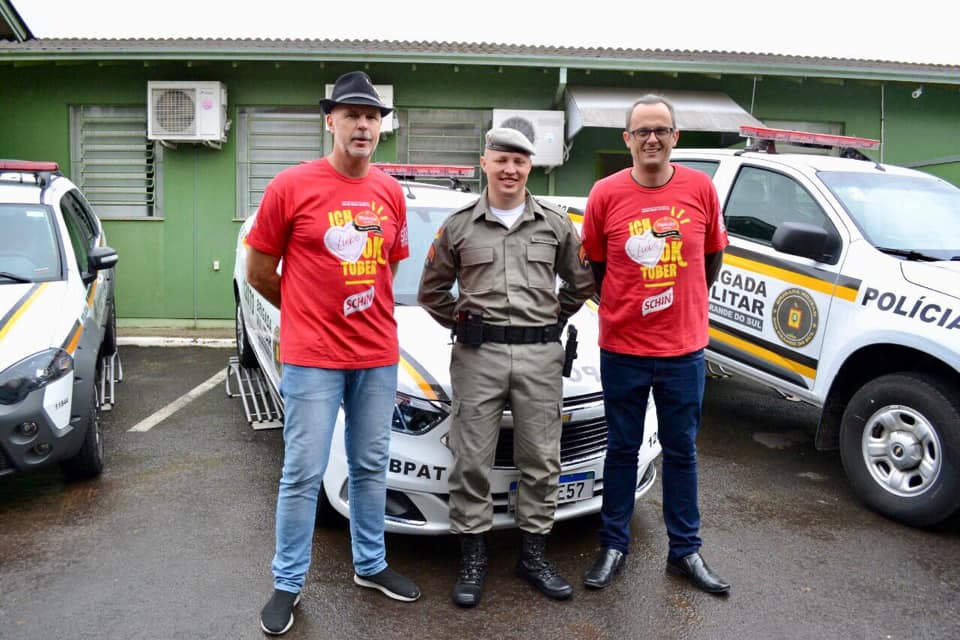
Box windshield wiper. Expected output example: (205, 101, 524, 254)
(875, 247, 940, 262)
(0, 271, 32, 283)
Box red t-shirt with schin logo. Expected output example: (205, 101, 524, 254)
(246, 158, 409, 369)
(581, 164, 728, 357)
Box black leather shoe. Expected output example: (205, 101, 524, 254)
(452, 534, 487, 607)
(583, 547, 625, 589)
(666, 552, 730, 594)
(516, 533, 573, 600)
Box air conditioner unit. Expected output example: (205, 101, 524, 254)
(147, 81, 228, 145)
(491, 109, 565, 166)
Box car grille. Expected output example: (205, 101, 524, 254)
(0, 449, 11, 473)
(493, 392, 607, 469)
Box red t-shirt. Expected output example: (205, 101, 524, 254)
(245, 158, 409, 369)
(581, 165, 728, 357)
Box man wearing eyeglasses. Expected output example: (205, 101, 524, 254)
(579, 95, 731, 595)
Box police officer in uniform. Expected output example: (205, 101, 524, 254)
(418, 128, 595, 606)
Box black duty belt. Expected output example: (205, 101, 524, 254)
(454, 322, 562, 345)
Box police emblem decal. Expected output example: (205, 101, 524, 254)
(771, 288, 819, 347)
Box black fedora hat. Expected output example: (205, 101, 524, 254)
(319, 71, 393, 116)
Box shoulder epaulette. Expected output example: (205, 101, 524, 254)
(448, 197, 481, 217)
(533, 197, 566, 217)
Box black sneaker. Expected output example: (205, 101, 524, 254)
(259, 589, 301, 635)
(353, 567, 421, 602)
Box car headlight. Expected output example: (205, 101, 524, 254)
(391, 392, 448, 435)
(0, 348, 74, 405)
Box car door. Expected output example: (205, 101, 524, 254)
(236, 219, 283, 387)
(706, 162, 850, 401)
(60, 190, 110, 332)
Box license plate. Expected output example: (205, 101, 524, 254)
(508, 471, 595, 514)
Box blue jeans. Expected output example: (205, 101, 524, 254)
(272, 363, 397, 593)
(598, 349, 704, 562)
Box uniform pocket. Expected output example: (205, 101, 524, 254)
(459, 246, 495, 293)
(526, 238, 557, 289)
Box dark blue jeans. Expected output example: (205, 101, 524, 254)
(599, 348, 705, 562)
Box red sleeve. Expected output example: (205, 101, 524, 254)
(581, 183, 607, 262)
(388, 187, 409, 263)
(702, 178, 729, 254)
(246, 179, 290, 258)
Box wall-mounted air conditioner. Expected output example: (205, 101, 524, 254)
(147, 81, 229, 146)
(491, 109, 565, 166)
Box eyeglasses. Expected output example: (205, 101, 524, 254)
(627, 127, 675, 140)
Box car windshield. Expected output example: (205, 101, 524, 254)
(394, 204, 460, 304)
(0, 204, 62, 283)
(819, 171, 960, 260)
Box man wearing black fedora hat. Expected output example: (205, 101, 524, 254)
(246, 70, 420, 636)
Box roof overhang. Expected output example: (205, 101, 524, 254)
(0, 0, 32, 42)
(1, 40, 959, 87)
(564, 86, 764, 140)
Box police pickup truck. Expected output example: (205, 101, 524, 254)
(674, 126, 960, 527)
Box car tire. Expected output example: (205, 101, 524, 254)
(315, 482, 345, 528)
(103, 301, 118, 357)
(235, 297, 258, 369)
(61, 386, 105, 481)
(840, 372, 960, 527)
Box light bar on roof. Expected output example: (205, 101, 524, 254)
(739, 126, 881, 150)
(375, 163, 476, 179)
(0, 160, 60, 172)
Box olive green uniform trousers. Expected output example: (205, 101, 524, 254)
(447, 340, 564, 534)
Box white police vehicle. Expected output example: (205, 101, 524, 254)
(674, 127, 960, 527)
(232, 164, 661, 535)
(0, 160, 119, 480)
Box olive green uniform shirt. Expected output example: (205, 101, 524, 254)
(418, 191, 595, 327)
(417, 189, 595, 533)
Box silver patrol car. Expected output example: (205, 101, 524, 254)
(232, 164, 661, 535)
(676, 126, 960, 527)
(0, 160, 119, 480)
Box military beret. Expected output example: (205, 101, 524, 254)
(484, 127, 536, 156)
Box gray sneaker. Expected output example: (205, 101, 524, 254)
(353, 567, 421, 602)
(259, 589, 301, 635)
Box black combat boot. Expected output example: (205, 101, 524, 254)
(515, 532, 573, 600)
(452, 534, 487, 607)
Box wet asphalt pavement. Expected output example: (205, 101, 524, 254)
(1, 346, 958, 640)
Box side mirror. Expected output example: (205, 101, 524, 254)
(772, 222, 841, 265)
(83, 246, 119, 284)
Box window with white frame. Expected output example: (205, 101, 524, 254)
(69, 105, 161, 218)
(236, 107, 325, 219)
(397, 109, 489, 190)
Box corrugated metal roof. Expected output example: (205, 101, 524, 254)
(1, 37, 958, 84)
